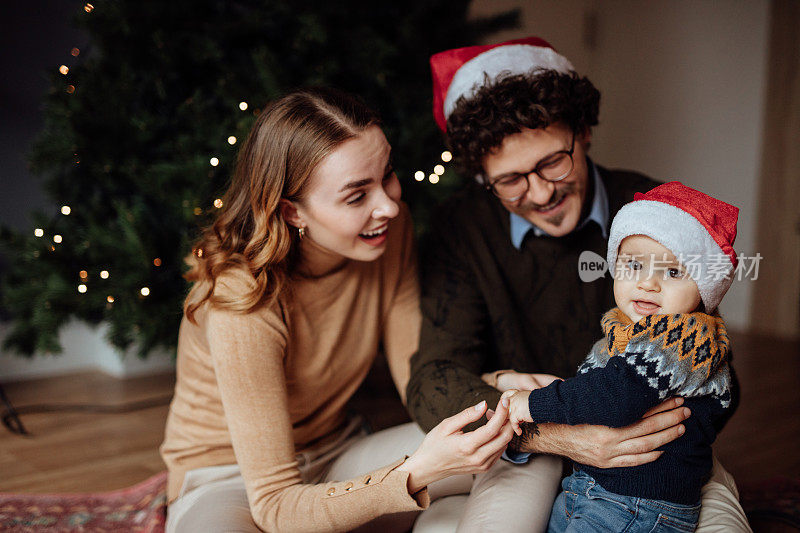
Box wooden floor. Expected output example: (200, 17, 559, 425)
(0, 330, 798, 494)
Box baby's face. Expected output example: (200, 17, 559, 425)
(613, 235, 702, 322)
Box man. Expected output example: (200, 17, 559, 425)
(406, 36, 750, 531)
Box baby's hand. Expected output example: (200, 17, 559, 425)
(500, 389, 534, 436)
(496, 371, 563, 392)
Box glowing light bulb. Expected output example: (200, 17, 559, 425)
(433, 165, 445, 176)
(79, 270, 88, 279)
(227, 136, 237, 145)
(195, 248, 204, 258)
(153, 258, 162, 267)
(107, 295, 114, 303)
(71, 47, 80, 57)
(66, 85, 75, 94)
(34, 228, 44, 237)
(84, 3, 94, 12)
(441, 151, 453, 162)
(210, 157, 219, 167)
(78, 284, 87, 293)
(414, 171, 424, 182)
(61, 205, 71, 215)
(429, 175, 440, 184)
(193, 207, 202, 216)
(100, 270, 109, 279)
(59, 65, 69, 75)
(53, 235, 63, 244)
(239, 101, 248, 111)
(213, 198, 223, 208)
(140, 287, 150, 297)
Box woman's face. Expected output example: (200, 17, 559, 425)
(289, 125, 401, 262)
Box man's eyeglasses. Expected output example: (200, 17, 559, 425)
(485, 132, 576, 201)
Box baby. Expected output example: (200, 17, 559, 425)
(503, 181, 738, 532)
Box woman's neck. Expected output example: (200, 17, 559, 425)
(295, 236, 350, 278)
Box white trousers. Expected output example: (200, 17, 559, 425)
(166, 422, 750, 532)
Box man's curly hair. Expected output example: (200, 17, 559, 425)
(446, 69, 600, 179)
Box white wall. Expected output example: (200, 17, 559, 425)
(470, 0, 770, 330)
(0, 321, 175, 381)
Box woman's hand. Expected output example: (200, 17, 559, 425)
(517, 397, 690, 468)
(495, 371, 563, 392)
(399, 398, 515, 494)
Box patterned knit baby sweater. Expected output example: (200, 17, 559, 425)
(527, 308, 732, 504)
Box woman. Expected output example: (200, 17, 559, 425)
(160, 87, 514, 532)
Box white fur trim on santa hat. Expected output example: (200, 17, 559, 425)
(606, 200, 734, 313)
(443, 44, 574, 121)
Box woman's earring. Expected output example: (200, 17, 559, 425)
(298, 227, 306, 239)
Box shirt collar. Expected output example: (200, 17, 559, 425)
(509, 159, 609, 249)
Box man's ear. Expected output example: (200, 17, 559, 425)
(279, 198, 304, 229)
(579, 127, 593, 150)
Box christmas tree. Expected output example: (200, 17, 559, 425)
(0, 0, 517, 357)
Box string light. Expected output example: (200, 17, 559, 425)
(140, 287, 150, 297)
(213, 198, 223, 208)
(79, 270, 88, 280)
(414, 171, 425, 181)
(239, 101, 248, 111)
(59, 65, 69, 75)
(433, 165, 445, 176)
(441, 151, 453, 162)
(78, 284, 87, 293)
(107, 296, 114, 303)
(195, 248, 204, 258)
(193, 207, 202, 216)
(153, 258, 162, 266)
(227, 136, 237, 145)
(61, 205, 71, 215)
(53, 235, 63, 244)
(71, 47, 80, 57)
(66, 85, 75, 94)
(429, 174, 440, 184)
(209, 157, 219, 167)
(84, 3, 94, 12)
(34, 228, 44, 237)
(100, 270, 109, 279)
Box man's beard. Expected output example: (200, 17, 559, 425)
(516, 182, 578, 227)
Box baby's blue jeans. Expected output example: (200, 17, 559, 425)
(548, 470, 701, 532)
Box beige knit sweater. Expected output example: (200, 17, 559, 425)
(160, 205, 426, 532)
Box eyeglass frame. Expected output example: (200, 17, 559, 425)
(484, 131, 577, 201)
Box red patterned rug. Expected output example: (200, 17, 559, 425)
(0, 471, 167, 532)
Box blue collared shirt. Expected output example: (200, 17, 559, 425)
(509, 159, 609, 249)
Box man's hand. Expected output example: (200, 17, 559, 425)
(495, 371, 563, 392)
(513, 397, 690, 468)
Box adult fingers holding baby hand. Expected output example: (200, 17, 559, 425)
(400, 398, 514, 493)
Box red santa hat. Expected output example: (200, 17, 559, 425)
(430, 36, 574, 132)
(606, 181, 739, 313)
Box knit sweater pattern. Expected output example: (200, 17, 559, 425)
(527, 307, 732, 504)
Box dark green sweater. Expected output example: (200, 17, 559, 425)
(407, 165, 662, 431)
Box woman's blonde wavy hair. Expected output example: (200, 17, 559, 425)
(184, 88, 380, 323)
